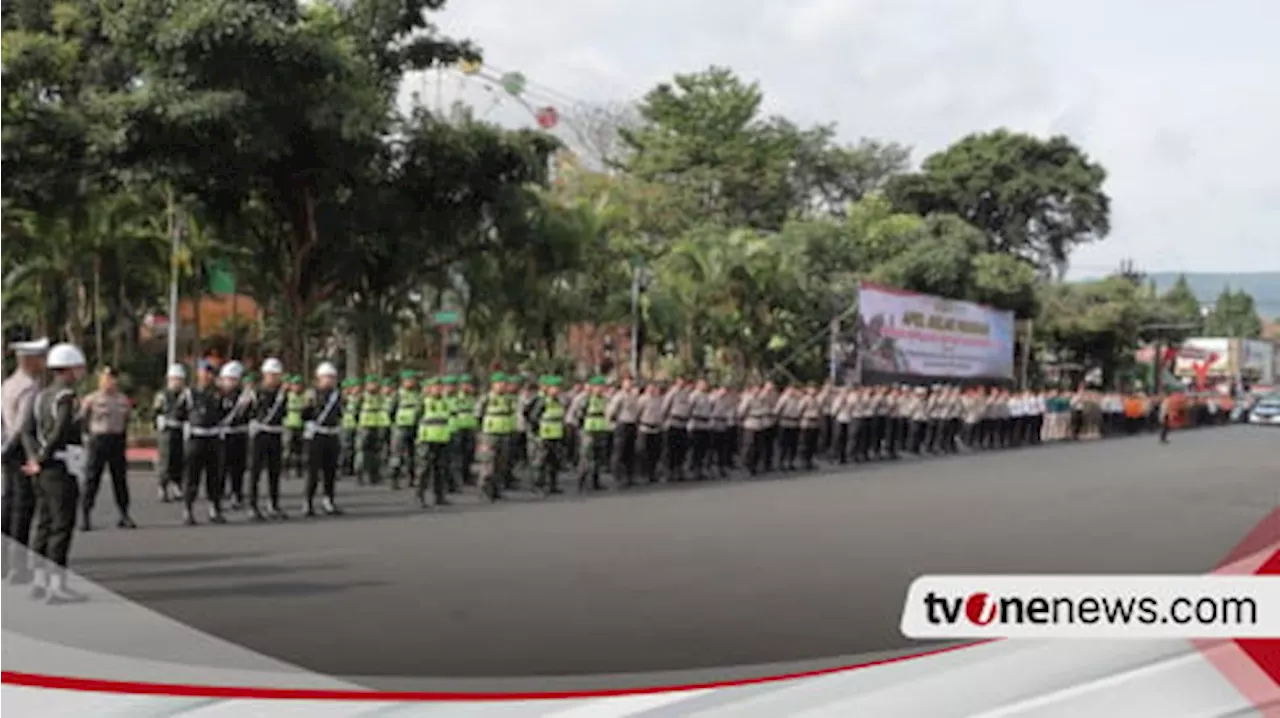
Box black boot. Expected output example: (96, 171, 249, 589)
(182, 507, 198, 526)
(80, 509, 92, 532)
(208, 505, 227, 524)
(117, 515, 137, 529)
(322, 497, 343, 516)
(303, 500, 317, 517)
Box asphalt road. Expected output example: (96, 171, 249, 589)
(65, 427, 1279, 681)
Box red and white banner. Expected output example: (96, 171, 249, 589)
(856, 282, 1016, 380)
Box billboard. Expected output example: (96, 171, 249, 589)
(852, 282, 1016, 380)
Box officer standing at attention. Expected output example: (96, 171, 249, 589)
(2, 337, 48, 584)
(153, 363, 190, 502)
(661, 379, 691, 482)
(79, 366, 135, 531)
(830, 387, 851, 464)
(415, 377, 453, 508)
(636, 382, 665, 484)
(687, 379, 713, 480)
(524, 375, 567, 495)
(302, 363, 344, 516)
(740, 383, 773, 476)
(607, 378, 639, 487)
(248, 358, 288, 520)
(448, 375, 478, 489)
(283, 375, 308, 480)
(474, 372, 514, 501)
(355, 375, 386, 486)
(338, 378, 360, 477)
(388, 370, 420, 490)
(577, 376, 611, 493)
(798, 385, 822, 471)
(217, 361, 253, 509)
(710, 385, 735, 479)
(182, 360, 228, 525)
(21, 343, 90, 603)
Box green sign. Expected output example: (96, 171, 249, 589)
(433, 310, 460, 326)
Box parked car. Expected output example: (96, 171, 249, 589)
(1247, 392, 1280, 426)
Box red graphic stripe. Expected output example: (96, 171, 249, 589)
(1236, 548, 1280, 687)
(0, 641, 987, 701)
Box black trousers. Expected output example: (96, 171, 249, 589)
(250, 432, 283, 508)
(779, 426, 800, 469)
(743, 428, 767, 475)
(222, 433, 249, 503)
(711, 428, 732, 475)
(306, 434, 340, 502)
(689, 428, 711, 477)
(639, 432, 662, 483)
(852, 419, 870, 461)
(665, 427, 688, 480)
(612, 423, 637, 485)
(761, 426, 777, 470)
(184, 436, 224, 509)
(833, 422, 850, 463)
(32, 462, 79, 567)
(83, 433, 129, 519)
(2, 455, 37, 573)
(801, 427, 819, 468)
(158, 429, 184, 490)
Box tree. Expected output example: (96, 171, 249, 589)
(885, 129, 1110, 276)
(1204, 287, 1264, 338)
(1035, 277, 1149, 387)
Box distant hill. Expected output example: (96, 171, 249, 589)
(1144, 272, 1280, 321)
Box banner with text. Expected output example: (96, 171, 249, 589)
(856, 282, 1016, 380)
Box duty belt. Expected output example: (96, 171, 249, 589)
(311, 426, 340, 435)
(160, 419, 183, 430)
(188, 426, 221, 438)
(221, 426, 249, 436)
(250, 422, 283, 434)
(640, 421, 662, 432)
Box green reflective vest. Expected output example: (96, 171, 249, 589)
(417, 398, 452, 444)
(450, 395, 477, 430)
(394, 388, 422, 427)
(482, 393, 515, 434)
(284, 392, 306, 429)
(584, 395, 609, 433)
(539, 398, 566, 440)
(341, 395, 360, 428)
(359, 394, 392, 428)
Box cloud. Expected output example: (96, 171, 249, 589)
(419, 0, 1280, 275)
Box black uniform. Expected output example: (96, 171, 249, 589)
(183, 383, 228, 523)
(153, 388, 190, 500)
(249, 383, 288, 518)
(220, 387, 253, 508)
(21, 381, 82, 572)
(303, 385, 343, 515)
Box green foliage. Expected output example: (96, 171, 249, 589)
(1204, 287, 1264, 338)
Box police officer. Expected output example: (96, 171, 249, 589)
(799, 385, 822, 471)
(79, 366, 135, 530)
(153, 363, 190, 503)
(21, 343, 89, 603)
(776, 385, 803, 471)
(338, 378, 360, 477)
(2, 337, 48, 584)
(710, 385, 735, 478)
(355, 375, 388, 486)
(415, 377, 452, 508)
(389, 370, 420, 490)
(283, 375, 308, 480)
(248, 358, 288, 520)
(475, 372, 514, 501)
(608, 378, 639, 487)
(182, 360, 227, 525)
(740, 384, 773, 476)
(218, 361, 253, 509)
(526, 375, 567, 495)
(636, 382, 665, 484)
(578, 376, 610, 493)
(303, 362, 344, 516)
(662, 379, 691, 482)
(450, 375, 478, 487)
(687, 379, 713, 480)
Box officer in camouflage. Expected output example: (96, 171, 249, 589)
(526, 375, 567, 495)
(449, 375, 478, 488)
(282, 375, 307, 480)
(414, 377, 452, 508)
(338, 378, 360, 477)
(577, 376, 611, 493)
(355, 375, 390, 485)
(475, 372, 515, 501)
(388, 370, 421, 490)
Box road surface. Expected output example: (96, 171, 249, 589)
(60, 427, 1279, 681)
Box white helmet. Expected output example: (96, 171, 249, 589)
(261, 357, 284, 375)
(315, 362, 338, 378)
(219, 360, 244, 380)
(46, 343, 87, 370)
(167, 363, 187, 380)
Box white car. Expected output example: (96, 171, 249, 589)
(1247, 393, 1280, 425)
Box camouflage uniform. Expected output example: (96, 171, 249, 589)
(338, 380, 360, 476)
(282, 377, 307, 480)
(354, 376, 391, 485)
(448, 376, 478, 487)
(414, 377, 452, 507)
(527, 375, 567, 494)
(387, 371, 421, 490)
(577, 376, 611, 492)
(475, 373, 515, 501)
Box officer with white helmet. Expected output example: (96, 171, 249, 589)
(152, 363, 191, 502)
(20, 343, 88, 603)
(182, 359, 228, 525)
(248, 357, 289, 520)
(217, 360, 254, 511)
(302, 362, 344, 516)
(3, 336, 48, 584)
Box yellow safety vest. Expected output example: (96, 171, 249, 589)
(285, 392, 306, 429)
(341, 395, 360, 428)
(417, 398, 452, 444)
(450, 395, 478, 430)
(359, 395, 391, 428)
(482, 393, 515, 434)
(394, 389, 421, 427)
(584, 395, 609, 433)
(539, 398, 565, 440)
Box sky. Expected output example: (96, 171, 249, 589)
(403, 0, 1280, 278)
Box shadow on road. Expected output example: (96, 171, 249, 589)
(119, 579, 385, 602)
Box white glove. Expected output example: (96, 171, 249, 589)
(156, 416, 166, 431)
(303, 421, 317, 440)
(63, 446, 87, 480)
